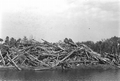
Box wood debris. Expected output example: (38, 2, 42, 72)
(0, 37, 120, 70)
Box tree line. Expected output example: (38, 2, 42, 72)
(77, 36, 120, 56)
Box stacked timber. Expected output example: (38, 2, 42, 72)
(0, 38, 120, 70)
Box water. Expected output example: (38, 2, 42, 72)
(0, 69, 120, 81)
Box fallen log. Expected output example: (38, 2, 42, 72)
(6, 52, 21, 70)
(0, 50, 5, 65)
(25, 53, 50, 67)
(57, 44, 65, 51)
(52, 49, 77, 67)
(80, 44, 110, 63)
(40, 53, 58, 57)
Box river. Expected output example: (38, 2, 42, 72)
(0, 69, 120, 81)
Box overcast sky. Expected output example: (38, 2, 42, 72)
(0, 0, 120, 42)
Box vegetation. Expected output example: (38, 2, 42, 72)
(77, 36, 120, 56)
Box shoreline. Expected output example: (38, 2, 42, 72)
(0, 64, 119, 71)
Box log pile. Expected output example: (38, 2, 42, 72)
(0, 38, 120, 70)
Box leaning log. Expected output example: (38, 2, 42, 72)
(80, 44, 110, 63)
(52, 50, 77, 67)
(6, 53, 21, 70)
(25, 53, 50, 67)
(0, 50, 5, 65)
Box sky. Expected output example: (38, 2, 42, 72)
(0, 0, 120, 42)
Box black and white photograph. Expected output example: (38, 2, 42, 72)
(0, 0, 120, 81)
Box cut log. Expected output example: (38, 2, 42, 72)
(36, 46, 51, 53)
(6, 53, 21, 70)
(80, 44, 110, 63)
(0, 50, 5, 65)
(25, 53, 50, 67)
(57, 44, 65, 51)
(52, 50, 77, 67)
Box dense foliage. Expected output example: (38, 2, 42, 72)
(77, 36, 120, 56)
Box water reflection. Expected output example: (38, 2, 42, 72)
(0, 69, 120, 81)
